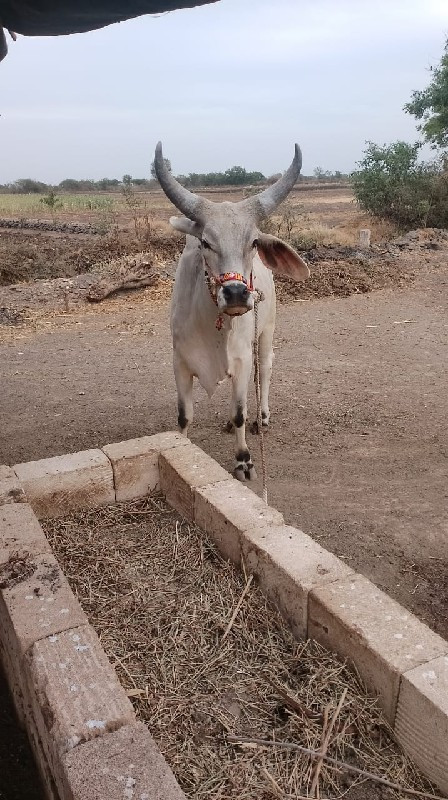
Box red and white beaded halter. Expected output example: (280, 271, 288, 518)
(204, 269, 254, 329)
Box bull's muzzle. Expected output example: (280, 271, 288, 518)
(216, 273, 254, 316)
(218, 282, 253, 315)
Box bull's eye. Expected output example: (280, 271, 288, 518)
(252, 239, 259, 248)
(202, 240, 211, 250)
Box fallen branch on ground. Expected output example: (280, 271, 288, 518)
(221, 573, 253, 642)
(87, 263, 159, 302)
(267, 675, 322, 721)
(225, 735, 447, 800)
(310, 687, 347, 797)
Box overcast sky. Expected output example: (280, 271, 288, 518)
(1, 0, 447, 183)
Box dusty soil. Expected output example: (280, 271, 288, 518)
(0, 226, 181, 286)
(1, 227, 447, 643)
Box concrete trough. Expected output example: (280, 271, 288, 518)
(0, 432, 447, 797)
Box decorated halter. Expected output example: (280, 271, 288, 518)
(204, 265, 254, 331)
(204, 269, 254, 329)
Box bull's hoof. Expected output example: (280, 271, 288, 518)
(234, 464, 246, 481)
(234, 454, 257, 481)
(245, 462, 257, 480)
(234, 465, 257, 481)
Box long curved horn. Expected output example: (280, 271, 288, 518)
(154, 141, 205, 221)
(242, 144, 302, 220)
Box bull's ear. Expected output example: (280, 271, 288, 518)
(256, 232, 309, 281)
(169, 215, 203, 238)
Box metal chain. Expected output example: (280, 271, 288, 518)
(253, 292, 268, 504)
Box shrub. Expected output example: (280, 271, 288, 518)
(40, 190, 63, 212)
(351, 141, 448, 229)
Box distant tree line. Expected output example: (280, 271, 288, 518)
(0, 176, 150, 194)
(313, 168, 348, 181)
(179, 166, 266, 187)
(0, 167, 349, 195)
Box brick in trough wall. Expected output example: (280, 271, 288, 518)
(11, 674, 60, 800)
(102, 431, 189, 502)
(0, 637, 60, 798)
(0, 552, 87, 658)
(0, 464, 26, 505)
(0, 502, 52, 566)
(395, 655, 448, 794)
(13, 449, 115, 519)
(25, 624, 135, 795)
(308, 574, 448, 724)
(241, 525, 354, 639)
(61, 722, 186, 800)
(159, 443, 230, 521)
(194, 479, 284, 564)
(0, 545, 85, 729)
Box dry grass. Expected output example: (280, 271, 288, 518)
(338, 214, 399, 245)
(43, 496, 438, 800)
(261, 194, 399, 251)
(298, 223, 355, 247)
(297, 219, 398, 248)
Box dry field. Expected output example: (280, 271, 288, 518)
(0, 185, 406, 297)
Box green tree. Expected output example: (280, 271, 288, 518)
(58, 178, 80, 191)
(131, 178, 150, 187)
(224, 165, 247, 184)
(13, 178, 49, 193)
(405, 37, 448, 149)
(245, 170, 265, 184)
(351, 140, 448, 229)
(96, 178, 120, 191)
(58, 178, 97, 192)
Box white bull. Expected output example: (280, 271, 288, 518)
(154, 142, 309, 479)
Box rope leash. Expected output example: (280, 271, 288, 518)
(253, 291, 268, 504)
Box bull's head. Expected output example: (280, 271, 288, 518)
(154, 142, 309, 315)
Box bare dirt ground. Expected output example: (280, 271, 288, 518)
(0, 188, 447, 649)
(1, 238, 447, 645)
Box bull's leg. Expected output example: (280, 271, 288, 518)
(173, 352, 193, 436)
(231, 357, 257, 481)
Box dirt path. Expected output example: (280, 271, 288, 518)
(1, 265, 447, 639)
